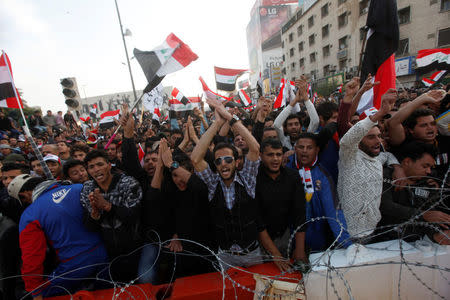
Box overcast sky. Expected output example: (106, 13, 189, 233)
(0, 0, 255, 112)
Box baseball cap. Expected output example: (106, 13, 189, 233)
(44, 154, 61, 165)
(8, 174, 33, 201)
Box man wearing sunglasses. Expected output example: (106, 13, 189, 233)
(191, 99, 262, 269)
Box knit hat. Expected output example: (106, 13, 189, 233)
(8, 174, 33, 201)
(3, 153, 26, 164)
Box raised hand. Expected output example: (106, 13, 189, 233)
(379, 88, 398, 115)
(361, 74, 380, 93)
(295, 75, 309, 102)
(345, 77, 360, 97)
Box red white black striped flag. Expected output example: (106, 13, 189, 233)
(171, 87, 189, 105)
(199, 76, 232, 102)
(422, 70, 448, 87)
(416, 48, 450, 73)
(0, 51, 23, 109)
(214, 66, 247, 92)
(357, 0, 399, 115)
(134, 33, 198, 93)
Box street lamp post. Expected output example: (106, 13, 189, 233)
(114, 0, 138, 103)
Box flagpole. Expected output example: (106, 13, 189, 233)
(357, 28, 368, 77)
(114, 0, 138, 103)
(1, 50, 54, 179)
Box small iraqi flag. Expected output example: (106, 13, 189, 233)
(421, 70, 447, 87)
(416, 48, 450, 74)
(171, 87, 189, 105)
(214, 66, 247, 92)
(99, 109, 120, 127)
(0, 51, 23, 109)
(138, 143, 145, 167)
(238, 89, 251, 107)
(199, 76, 232, 102)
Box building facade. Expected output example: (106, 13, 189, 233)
(281, 0, 450, 89)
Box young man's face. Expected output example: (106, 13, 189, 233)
(9, 138, 17, 147)
(214, 148, 236, 181)
(2, 169, 23, 187)
(261, 146, 283, 174)
(143, 153, 158, 177)
(286, 118, 301, 139)
(47, 161, 62, 178)
(31, 160, 44, 177)
(359, 127, 382, 157)
(262, 129, 278, 141)
(72, 150, 87, 162)
(57, 142, 70, 154)
(233, 135, 248, 150)
(295, 138, 319, 167)
(67, 164, 89, 184)
(410, 115, 437, 144)
(106, 144, 118, 160)
(87, 157, 112, 186)
(402, 153, 435, 180)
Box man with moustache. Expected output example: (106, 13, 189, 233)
(286, 134, 352, 251)
(338, 89, 403, 241)
(191, 99, 262, 269)
(255, 138, 307, 271)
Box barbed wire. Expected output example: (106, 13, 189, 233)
(2, 169, 449, 299)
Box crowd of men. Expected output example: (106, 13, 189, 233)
(0, 76, 449, 299)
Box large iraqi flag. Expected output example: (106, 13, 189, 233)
(0, 51, 23, 109)
(357, 0, 399, 114)
(134, 33, 198, 93)
(214, 66, 247, 92)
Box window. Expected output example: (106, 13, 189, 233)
(308, 16, 314, 28)
(310, 52, 316, 63)
(282, 54, 285, 61)
(298, 41, 304, 52)
(396, 38, 409, 56)
(323, 65, 330, 76)
(290, 48, 294, 57)
(291, 62, 296, 70)
(309, 34, 315, 46)
(289, 33, 294, 42)
(282, 41, 284, 48)
(360, 27, 366, 41)
(310, 69, 318, 79)
(338, 12, 348, 28)
(338, 0, 346, 5)
(322, 24, 330, 38)
(297, 25, 303, 36)
(339, 36, 348, 49)
(339, 59, 347, 70)
(359, 0, 369, 15)
(398, 7, 411, 25)
(441, 0, 450, 11)
(299, 58, 305, 67)
(438, 27, 450, 46)
(321, 4, 329, 17)
(323, 45, 331, 57)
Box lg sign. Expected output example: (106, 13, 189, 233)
(260, 7, 278, 16)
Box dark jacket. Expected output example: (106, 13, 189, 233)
(80, 173, 142, 258)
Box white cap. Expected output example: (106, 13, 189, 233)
(44, 154, 61, 165)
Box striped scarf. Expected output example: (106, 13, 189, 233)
(296, 155, 318, 202)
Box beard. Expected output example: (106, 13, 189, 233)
(359, 141, 379, 157)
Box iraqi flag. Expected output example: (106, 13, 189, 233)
(170, 96, 201, 112)
(90, 104, 98, 118)
(274, 79, 295, 109)
(138, 143, 145, 167)
(357, 0, 399, 115)
(256, 71, 264, 97)
(422, 70, 448, 87)
(416, 48, 450, 74)
(199, 76, 232, 102)
(0, 51, 23, 109)
(171, 87, 189, 105)
(214, 66, 247, 92)
(238, 89, 251, 106)
(134, 33, 198, 93)
(99, 109, 120, 128)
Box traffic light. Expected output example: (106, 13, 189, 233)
(60, 77, 80, 109)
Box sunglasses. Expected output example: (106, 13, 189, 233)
(214, 156, 234, 165)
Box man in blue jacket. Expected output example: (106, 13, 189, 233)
(286, 133, 352, 252)
(8, 175, 108, 299)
